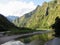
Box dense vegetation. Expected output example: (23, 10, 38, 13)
(1, 0, 60, 44)
(13, 0, 60, 30)
(12, 0, 60, 44)
(0, 14, 39, 34)
(0, 14, 18, 31)
(0, 14, 52, 44)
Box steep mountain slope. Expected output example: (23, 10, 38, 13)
(0, 14, 38, 34)
(13, 7, 37, 27)
(13, 0, 60, 30)
(0, 14, 20, 32)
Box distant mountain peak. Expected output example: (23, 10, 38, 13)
(37, 5, 40, 7)
(0, 14, 19, 31)
(6, 16, 19, 22)
(35, 5, 40, 10)
(13, 0, 60, 29)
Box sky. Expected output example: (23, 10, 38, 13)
(0, 0, 51, 17)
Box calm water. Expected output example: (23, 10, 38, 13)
(1, 40, 41, 45)
(1, 41, 25, 45)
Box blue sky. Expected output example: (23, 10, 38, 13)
(0, 0, 51, 17)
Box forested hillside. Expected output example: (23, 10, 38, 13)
(0, 14, 38, 34)
(0, 14, 19, 32)
(13, 0, 60, 30)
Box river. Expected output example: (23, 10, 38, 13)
(1, 40, 42, 45)
(1, 40, 25, 45)
(0, 30, 52, 45)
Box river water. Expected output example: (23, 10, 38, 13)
(1, 41, 25, 45)
(2, 38, 60, 45)
(1, 40, 42, 45)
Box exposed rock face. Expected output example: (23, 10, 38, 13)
(45, 7, 49, 16)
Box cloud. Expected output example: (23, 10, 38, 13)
(0, 0, 36, 17)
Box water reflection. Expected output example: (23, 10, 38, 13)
(1, 40, 42, 45)
(1, 41, 25, 45)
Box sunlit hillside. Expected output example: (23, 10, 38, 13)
(13, 0, 60, 30)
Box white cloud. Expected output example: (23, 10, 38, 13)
(0, 0, 36, 17)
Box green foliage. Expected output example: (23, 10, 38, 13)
(12, 0, 60, 43)
(12, 1, 59, 44)
(0, 14, 19, 32)
(13, 0, 60, 30)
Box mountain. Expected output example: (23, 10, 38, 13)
(0, 14, 20, 33)
(13, 0, 60, 30)
(0, 14, 37, 34)
(7, 16, 19, 21)
(12, 7, 37, 27)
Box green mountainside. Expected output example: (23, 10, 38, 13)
(0, 14, 38, 34)
(13, 7, 37, 27)
(13, 0, 60, 30)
